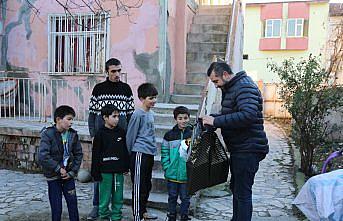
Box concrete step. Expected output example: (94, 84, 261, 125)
(154, 112, 196, 126)
(153, 103, 199, 116)
(190, 23, 229, 34)
(170, 94, 202, 105)
(198, 5, 232, 15)
(187, 62, 212, 73)
(188, 33, 228, 43)
(124, 171, 167, 193)
(187, 42, 227, 53)
(174, 83, 205, 95)
(193, 15, 230, 25)
(123, 190, 168, 210)
(186, 51, 226, 63)
(155, 124, 174, 138)
(186, 72, 208, 84)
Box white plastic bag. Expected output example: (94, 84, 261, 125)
(293, 169, 343, 221)
(179, 139, 190, 160)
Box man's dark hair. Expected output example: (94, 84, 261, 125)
(54, 105, 75, 123)
(207, 62, 233, 77)
(173, 106, 190, 119)
(138, 83, 158, 99)
(105, 58, 121, 72)
(101, 104, 119, 117)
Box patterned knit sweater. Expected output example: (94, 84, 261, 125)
(88, 78, 134, 137)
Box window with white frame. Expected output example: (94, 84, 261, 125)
(287, 18, 304, 37)
(48, 13, 109, 73)
(264, 19, 282, 38)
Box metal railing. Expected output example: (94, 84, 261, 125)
(0, 71, 127, 123)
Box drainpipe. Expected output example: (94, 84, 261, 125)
(159, 0, 168, 102)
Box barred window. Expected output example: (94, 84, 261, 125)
(48, 13, 109, 73)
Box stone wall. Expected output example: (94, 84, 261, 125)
(0, 123, 92, 172)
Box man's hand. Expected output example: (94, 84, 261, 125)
(202, 115, 215, 126)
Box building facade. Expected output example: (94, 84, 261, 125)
(243, 0, 329, 83)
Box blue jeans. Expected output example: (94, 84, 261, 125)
(229, 153, 265, 221)
(47, 178, 79, 221)
(167, 181, 190, 217)
(93, 182, 99, 206)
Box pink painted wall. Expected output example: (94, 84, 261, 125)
(260, 3, 283, 20)
(286, 37, 309, 50)
(5, 0, 160, 105)
(288, 2, 310, 19)
(168, 0, 196, 86)
(259, 38, 281, 50)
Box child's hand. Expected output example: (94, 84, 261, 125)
(62, 173, 70, 180)
(123, 171, 130, 176)
(60, 168, 67, 176)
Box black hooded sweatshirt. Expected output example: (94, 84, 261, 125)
(91, 126, 129, 181)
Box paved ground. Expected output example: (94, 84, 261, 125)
(0, 120, 303, 220)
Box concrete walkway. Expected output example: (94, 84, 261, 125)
(0, 120, 302, 220)
(194, 121, 301, 220)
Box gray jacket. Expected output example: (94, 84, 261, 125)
(38, 125, 83, 178)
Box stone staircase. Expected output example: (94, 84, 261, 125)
(124, 5, 232, 210)
(170, 5, 231, 105)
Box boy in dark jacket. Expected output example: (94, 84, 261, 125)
(161, 106, 192, 221)
(39, 105, 83, 221)
(91, 104, 130, 221)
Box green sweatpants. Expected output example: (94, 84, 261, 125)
(99, 173, 124, 220)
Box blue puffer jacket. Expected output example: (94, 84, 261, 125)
(213, 71, 269, 154)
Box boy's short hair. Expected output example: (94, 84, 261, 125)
(54, 105, 75, 123)
(173, 106, 190, 119)
(137, 83, 158, 99)
(105, 58, 121, 72)
(101, 104, 119, 117)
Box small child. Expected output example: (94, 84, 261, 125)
(91, 104, 130, 221)
(126, 83, 158, 221)
(161, 106, 192, 221)
(38, 105, 83, 221)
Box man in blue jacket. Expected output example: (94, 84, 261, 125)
(202, 62, 269, 221)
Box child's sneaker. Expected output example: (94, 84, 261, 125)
(143, 212, 158, 220)
(180, 215, 191, 221)
(167, 213, 176, 221)
(86, 206, 99, 220)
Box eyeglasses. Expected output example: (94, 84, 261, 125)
(111, 69, 121, 73)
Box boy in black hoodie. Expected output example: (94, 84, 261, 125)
(91, 104, 130, 221)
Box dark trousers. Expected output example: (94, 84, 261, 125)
(167, 181, 190, 217)
(93, 182, 99, 206)
(229, 153, 265, 221)
(47, 178, 79, 221)
(130, 152, 154, 221)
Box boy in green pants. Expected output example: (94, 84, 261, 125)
(91, 104, 130, 221)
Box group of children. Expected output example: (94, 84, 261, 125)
(39, 83, 192, 221)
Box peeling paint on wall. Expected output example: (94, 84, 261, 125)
(1, 0, 36, 70)
(133, 49, 162, 94)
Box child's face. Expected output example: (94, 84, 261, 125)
(176, 113, 190, 130)
(140, 96, 157, 109)
(104, 111, 120, 128)
(56, 114, 74, 131)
